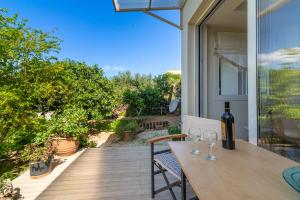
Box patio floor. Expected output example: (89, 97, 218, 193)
(37, 146, 195, 200)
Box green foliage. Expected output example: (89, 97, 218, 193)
(168, 125, 181, 135)
(154, 72, 181, 98)
(114, 119, 139, 139)
(111, 71, 154, 105)
(168, 125, 181, 141)
(0, 9, 117, 160)
(259, 64, 300, 130)
(62, 60, 116, 120)
(88, 120, 115, 134)
(47, 107, 89, 139)
(21, 143, 52, 163)
(123, 89, 146, 117)
(123, 87, 166, 117)
(113, 71, 181, 117)
(79, 137, 97, 148)
(0, 8, 60, 158)
(0, 8, 181, 184)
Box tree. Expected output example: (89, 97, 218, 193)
(0, 9, 117, 158)
(123, 89, 145, 117)
(154, 72, 181, 100)
(62, 60, 116, 120)
(0, 9, 60, 156)
(123, 86, 165, 117)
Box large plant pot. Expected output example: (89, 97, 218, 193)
(52, 137, 79, 156)
(123, 131, 135, 142)
(30, 156, 53, 179)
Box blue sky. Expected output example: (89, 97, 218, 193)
(258, 0, 300, 68)
(2, 0, 181, 77)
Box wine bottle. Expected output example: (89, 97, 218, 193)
(221, 102, 235, 149)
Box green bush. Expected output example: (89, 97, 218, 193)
(123, 87, 166, 117)
(46, 107, 89, 140)
(168, 125, 181, 135)
(114, 119, 139, 139)
(168, 125, 181, 141)
(21, 143, 52, 163)
(88, 120, 115, 134)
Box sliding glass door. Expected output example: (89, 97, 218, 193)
(257, 0, 300, 162)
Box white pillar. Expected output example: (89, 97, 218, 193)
(247, 0, 258, 145)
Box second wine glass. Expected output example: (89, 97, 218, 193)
(203, 130, 218, 160)
(188, 128, 202, 155)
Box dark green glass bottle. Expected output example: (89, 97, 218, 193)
(221, 102, 235, 149)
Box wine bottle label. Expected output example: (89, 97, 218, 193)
(221, 122, 226, 140)
(232, 123, 235, 140)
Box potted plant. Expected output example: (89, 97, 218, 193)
(123, 120, 139, 141)
(48, 107, 88, 156)
(115, 119, 139, 141)
(168, 125, 181, 141)
(22, 144, 53, 179)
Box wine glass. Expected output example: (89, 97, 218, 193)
(203, 130, 218, 160)
(188, 128, 202, 155)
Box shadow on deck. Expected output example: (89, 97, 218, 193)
(37, 146, 195, 200)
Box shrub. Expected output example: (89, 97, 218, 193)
(123, 87, 166, 117)
(168, 125, 181, 135)
(21, 143, 53, 163)
(168, 125, 181, 141)
(114, 119, 139, 139)
(88, 120, 115, 134)
(125, 121, 139, 132)
(46, 106, 89, 140)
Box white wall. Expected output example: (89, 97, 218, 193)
(181, 0, 218, 117)
(206, 28, 248, 140)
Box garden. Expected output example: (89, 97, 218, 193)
(0, 8, 181, 195)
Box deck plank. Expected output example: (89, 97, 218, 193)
(37, 146, 195, 200)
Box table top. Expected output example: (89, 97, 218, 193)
(168, 140, 300, 200)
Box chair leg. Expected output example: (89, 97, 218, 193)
(181, 170, 186, 200)
(151, 144, 155, 199)
(157, 163, 177, 200)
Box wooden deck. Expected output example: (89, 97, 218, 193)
(37, 146, 195, 200)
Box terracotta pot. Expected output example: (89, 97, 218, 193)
(123, 131, 135, 141)
(52, 137, 79, 156)
(30, 156, 53, 179)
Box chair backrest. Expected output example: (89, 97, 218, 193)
(182, 115, 222, 140)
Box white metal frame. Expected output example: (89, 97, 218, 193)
(112, 0, 188, 30)
(247, 0, 258, 145)
(144, 11, 182, 30)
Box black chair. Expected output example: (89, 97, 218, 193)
(149, 134, 198, 200)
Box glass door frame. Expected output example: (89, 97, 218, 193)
(248, 0, 258, 145)
(197, 0, 259, 145)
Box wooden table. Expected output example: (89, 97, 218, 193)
(168, 140, 300, 200)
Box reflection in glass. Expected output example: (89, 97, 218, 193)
(257, 0, 300, 162)
(219, 55, 248, 96)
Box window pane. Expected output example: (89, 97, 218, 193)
(257, 0, 300, 162)
(114, 0, 149, 11)
(219, 56, 248, 96)
(113, 0, 184, 11)
(151, 0, 184, 9)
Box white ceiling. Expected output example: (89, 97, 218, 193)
(206, 0, 247, 30)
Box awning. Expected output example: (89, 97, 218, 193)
(112, 0, 186, 30)
(113, 0, 185, 12)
